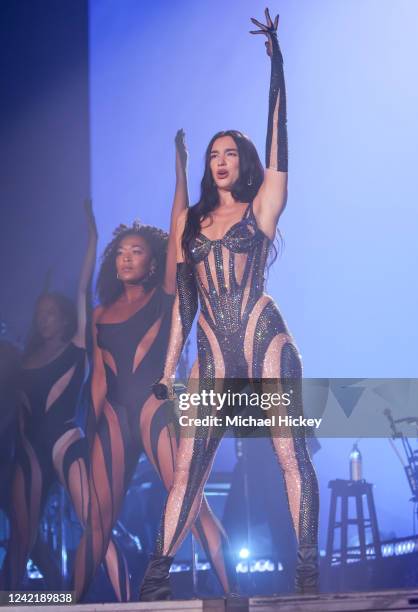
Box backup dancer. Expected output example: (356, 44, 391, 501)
(1, 201, 96, 590)
(73, 132, 236, 601)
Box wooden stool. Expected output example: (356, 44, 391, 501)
(326, 478, 381, 566)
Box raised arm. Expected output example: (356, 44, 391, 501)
(153, 209, 198, 399)
(251, 8, 288, 237)
(163, 129, 189, 294)
(73, 199, 98, 348)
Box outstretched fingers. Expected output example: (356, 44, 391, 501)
(250, 7, 279, 34)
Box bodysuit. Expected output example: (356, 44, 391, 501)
(190, 200, 286, 380)
(152, 24, 319, 577)
(2, 342, 87, 590)
(76, 283, 234, 599)
(19, 342, 86, 491)
(96, 284, 175, 481)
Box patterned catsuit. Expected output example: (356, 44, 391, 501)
(152, 22, 320, 594)
(156, 203, 319, 558)
(74, 283, 237, 600)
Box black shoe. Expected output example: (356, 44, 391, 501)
(139, 554, 174, 601)
(295, 545, 319, 595)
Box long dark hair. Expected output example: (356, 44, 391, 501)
(24, 292, 77, 359)
(97, 222, 168, 307)
(182, 130, 280, 265)
(181, 130, 283, 268)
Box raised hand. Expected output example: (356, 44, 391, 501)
(250, 7, 280, 58)
(175, 128, 188, 172)
(83, 198, 97, 237)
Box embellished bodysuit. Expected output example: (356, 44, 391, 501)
(150, 22, 319, 592)
(189, 201, 287, 380)
(154, 200, 319, 562)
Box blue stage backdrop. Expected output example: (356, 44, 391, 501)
(0, 1, 90, 343)
(89, 0, 418, 550)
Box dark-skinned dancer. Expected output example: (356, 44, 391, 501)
(1, 201, 97, 590)
(73, 132, 237, 601)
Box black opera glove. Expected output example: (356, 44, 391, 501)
(251, 9, 288, 171)
(152, 262, 198, 401)
(176, 261, 198, 342)
(266, 32, 288, 171)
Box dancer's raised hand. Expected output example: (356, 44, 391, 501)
(250, 7, 280, 57)
(175, 128, 188, 173)
(83, 197, 97, 238)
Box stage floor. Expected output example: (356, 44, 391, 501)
(3, 589, 418, 612)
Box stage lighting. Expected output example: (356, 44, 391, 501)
(239, 547, 250, 559)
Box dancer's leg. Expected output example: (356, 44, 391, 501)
(73, 401, 134, 601)
(139, 390, 234, 592)
(248, 300, 319, 592)
(53, 428, 89, 527)
(261, 335, 319, 548)
(140, 321, 228, 599)
(1, 436, 51, 589)
(155, 322, 226, 559)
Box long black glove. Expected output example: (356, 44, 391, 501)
(153, 262, 198, 399)
(251, 9, 288, 171)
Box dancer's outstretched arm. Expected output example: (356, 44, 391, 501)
(251, 8, 288, 237)
(73, 199, 98, 348)
(163, 129, 189, 294)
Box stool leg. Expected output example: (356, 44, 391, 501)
(366, 486, 381, 559)
(355, 492, 367, 561)
(326, 489, 337, 565)
(341, 493, 348, 565)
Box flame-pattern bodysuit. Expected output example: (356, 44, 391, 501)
(2, 342, 89, 589)
(146, 20, 320, 597)
(74, 284, 236, 600)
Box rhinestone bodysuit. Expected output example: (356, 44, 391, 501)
(152, 26, 319, 581)
(189, 201, 286, 379)
(155, 201, 319, 563)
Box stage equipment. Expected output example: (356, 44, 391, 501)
(384, 408, 418, 525)
(349, 442, 362, 481)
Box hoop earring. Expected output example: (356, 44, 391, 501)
(247, 175, 253, 186)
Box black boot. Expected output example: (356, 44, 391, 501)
(295, 545, 319, 595)
(139, 554, 174, 601)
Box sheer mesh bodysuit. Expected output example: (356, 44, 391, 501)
(74, 285, 234, 600)
(156, 202, 319, 560)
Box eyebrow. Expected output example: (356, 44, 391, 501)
(211, 147, 238, 154)
(117, 243, 143, 249)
